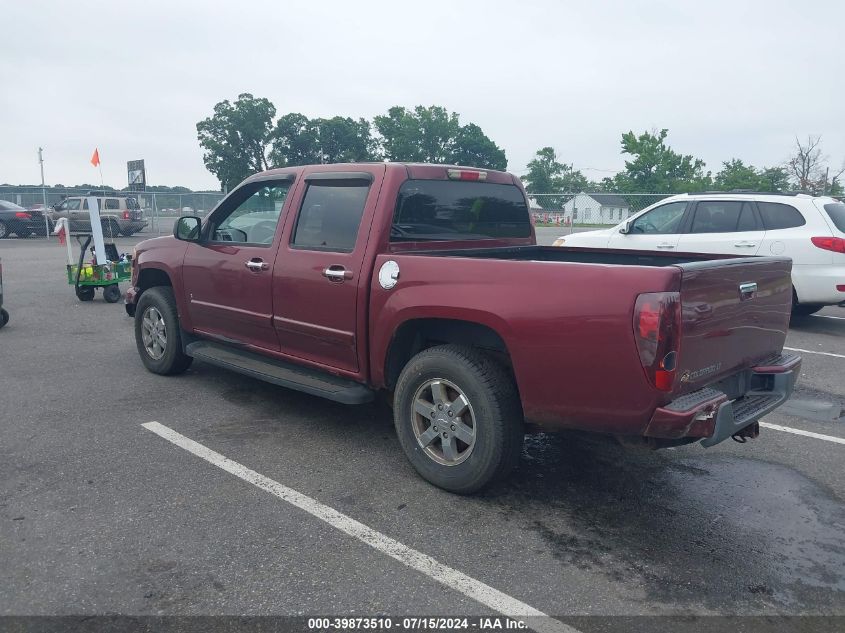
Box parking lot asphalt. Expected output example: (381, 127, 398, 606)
(1, 234, 843, 623)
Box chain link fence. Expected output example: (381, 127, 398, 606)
(529, 192, 674, 227)
(0, 186, 225, 238)
(1, 185, 676, 240)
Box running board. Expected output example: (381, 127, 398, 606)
(185, 341, 374, 405)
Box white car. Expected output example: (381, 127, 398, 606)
(554, 192, 845, 315)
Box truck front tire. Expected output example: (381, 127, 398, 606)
(134, 286, 193, 375)
(393, 345, 523, 494)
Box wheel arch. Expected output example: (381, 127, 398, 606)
(137, 267, 173, 292)
(383, 317, 513, 391)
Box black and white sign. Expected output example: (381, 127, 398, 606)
(127, 159, 146, 191)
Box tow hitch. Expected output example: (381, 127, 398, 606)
(731, 422, 760, 443)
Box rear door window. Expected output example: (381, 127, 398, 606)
(757, 202, 806, 230)
(392, 180, 530, 241)
(823, 202, 845, 232)
(292, 180, 370, 252)
(689, 201, 759, 233)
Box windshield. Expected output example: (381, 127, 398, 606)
(392, 180, 531, 241)
(824, 202, 845, 233)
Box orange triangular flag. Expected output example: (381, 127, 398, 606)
(90, 148, 100, 167)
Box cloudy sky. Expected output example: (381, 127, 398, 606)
(2, 0, 843, 190)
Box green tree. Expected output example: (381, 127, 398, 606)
(521, 147, 562, 209)
(714, 159, 763, 191)
(614, 128, 711, 193)
(317, 116, 378, 164)
(197, 93, 276, 191)
(375, 106, 459, 163)
(271, 114, 377, 166)
(521, 147, 588, 209)
(558, 163, 590, 193)
(451, 123, 507, 170)
(373, 105, 506, 169)
(270, 113, 320, 166)
(758, 166, 791, 192)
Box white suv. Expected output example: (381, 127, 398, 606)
(554, 192, 845, 315)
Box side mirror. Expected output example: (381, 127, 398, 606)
(174, 216, 201, 241)
(619, 219, 633, 234)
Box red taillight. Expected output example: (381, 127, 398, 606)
(811, 236, 845, 253)
(14, 211, 30, 219)
(123, 210, 130, 219)
(838, 285, 845, 292)
(634, 292, 681, 392)
(447, 169, 487, 181)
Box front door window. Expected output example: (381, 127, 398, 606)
(630, 202, 687, 234)
(210, 182, 291, 245)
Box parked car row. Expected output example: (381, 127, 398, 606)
(0, 195, 148, 238)
(555, 192, 845, 314)
(0, 201, 52, 238)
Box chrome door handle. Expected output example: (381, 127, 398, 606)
(323, 266, 353, 281)
(734, 242, 757, 247)
(245, 259, 269, 271)
(656, 243, 675, 249)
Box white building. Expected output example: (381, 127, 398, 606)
(562, 193, 631, 225)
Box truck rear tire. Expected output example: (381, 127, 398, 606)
(134, 286, 193, 375)
(393, 344, 523, 494)
(0, 308, 9, 328)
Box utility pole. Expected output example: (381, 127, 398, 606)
(38, 147, 50, 238)
(824, 167, 830, 195)
(317, 125, 324, 164)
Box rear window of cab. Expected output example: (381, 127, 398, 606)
(392, 180, 531, 241)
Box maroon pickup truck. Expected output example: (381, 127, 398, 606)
(127, 163, 800, 493)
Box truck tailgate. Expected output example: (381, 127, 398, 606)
(675, 256, 793, 393)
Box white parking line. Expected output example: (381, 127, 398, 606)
(141, 422, 578, 633)
(761, 422, 845, 445)
(784, 346, 845, 359)
(812, 314, 845, 321)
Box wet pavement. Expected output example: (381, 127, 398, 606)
(1, 235, 843, 625)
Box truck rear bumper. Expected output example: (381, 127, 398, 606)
(644, 353, 801, 447)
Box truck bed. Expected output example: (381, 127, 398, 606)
(372, 244, 793, 436)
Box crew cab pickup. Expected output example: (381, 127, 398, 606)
(126, 163, 800, 493)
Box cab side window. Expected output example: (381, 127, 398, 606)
(211, 181, 291, 245)
(291, 180, 370, 252)
(630, 202, 687, 234)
